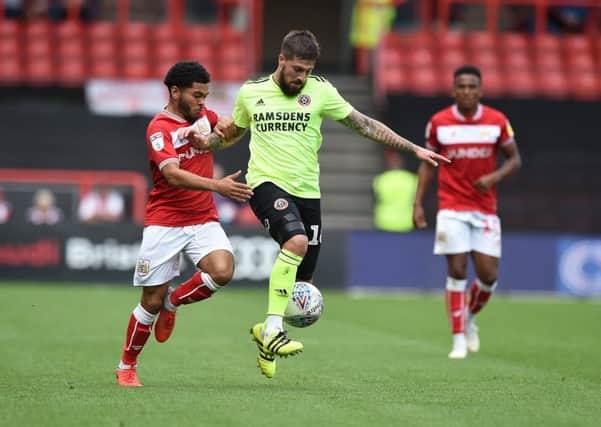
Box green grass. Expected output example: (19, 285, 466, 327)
(1, 282, 600, 427)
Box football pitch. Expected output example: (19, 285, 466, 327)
(1, 282, 599, 427)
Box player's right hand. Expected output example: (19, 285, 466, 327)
(215, 170, 253, 202)
(413, 204, 428, 229)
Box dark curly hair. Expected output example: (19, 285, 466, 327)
(163, 61, 210, 88)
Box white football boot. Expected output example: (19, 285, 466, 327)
(448, 333, 468, 359)
(465, 313, 480, 353)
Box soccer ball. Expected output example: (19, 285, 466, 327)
(284, 281, 324, 328)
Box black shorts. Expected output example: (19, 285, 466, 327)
(249, 182, 322, 281)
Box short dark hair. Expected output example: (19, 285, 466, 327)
(164, 61, 210, 88)
(454, 65, 481, 81)
(281, 30, 320, 61)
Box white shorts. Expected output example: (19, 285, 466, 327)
(133, 222, 233, 286)
(433, 209, 502, 258)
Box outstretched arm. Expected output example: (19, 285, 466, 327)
(338, 109, 450, 167)
(205, 125, 248, 151)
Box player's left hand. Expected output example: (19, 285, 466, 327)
(214, 116, 236, 140)
(415, 147, 451, 167)
(474, 174, 496, 192)
(177, 126, 210, 150)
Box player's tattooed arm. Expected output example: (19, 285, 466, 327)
(339, 109, 451, 167)
(339, 109, 419, 154)
(205, 126, 248, 151)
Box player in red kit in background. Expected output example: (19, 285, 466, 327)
(116, 61, 253, 387)
(413, 65, 522, 359)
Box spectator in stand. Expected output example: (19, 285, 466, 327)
(78, 185, 125, 224)
(212, 163, 239, 225)
(0, 187, 13, 224)
(26, 188, 63, 225)
(373, 150, 417, 232)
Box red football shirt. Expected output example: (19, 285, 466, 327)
(144, 108, 219, 226)
(425, 104, 515, 214)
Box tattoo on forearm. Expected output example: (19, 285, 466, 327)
(207, 127, 247, 151)
(340, 110, 417, 153)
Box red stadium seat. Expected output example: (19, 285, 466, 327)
(89, 40, 116, 60)
(88, 22, 117, 42)
(26, 39, 52, 59)
(185, 44, 213, 63)
(153, 24, 180, 44)
(90, 58, 119, 79)
(402, 31, 433, 49)
(571, 71, 599, 100)
(407, 47, 435, 68)
(377, 47, 405, 68)
(216, 65, 249, 82)
(123, 59, 151, 80)
(121, 22, 150, 42)
(465, 32, 496, 51)
(55, 21, 83, 41)
(0, 20, 20, 39)
(24, 21, 50, 40)
(564, 35, 591, 53)
(480, 68, 504, 98)
(219, 42, 246, 63)
(185, 25, 216, 45)
(57, 58, 87, 87)
(378, 67, 408, 93)
(122, 41, 149, 61)
(381, 32, 403, 49)
(155, 42, 181, 63)
(57, 39, 85, 60)
(0, 38, 19, 58)
(25, 57, 55, 86)
(407, 67, 442, 97)
(565, 51, 595, 72)
(534, 51, 562, 70)
(0, 56, 21, 85)
(501, 51, 531, 70)
(506, 70, 536, 98)
(470, 50, 499, 69)
(538, 70, 568, 99)
(533, 34, 561, 52)
(436, 31, 464, 50)
(499, 33, 528, 52)
(439, 48, 468, 70)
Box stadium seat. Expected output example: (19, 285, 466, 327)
(89, 40, 116, 60)
(571, 71, 599, 100)
(90, 58, 119, 79)
(470, 50, 499, 69)
(538, 70, 568, 99)
(563, 35, 591, 53)
(401, 31, 433, 49)
(506, 70, 536, 98)
(0, 20, 20, 39)
(381, 32, 403, 49)
(0, 38, 19, 58)
(57, 58, 87, 87)
(123, 59, 151, 80)
(480, 68, 504, 98)
(55, 21, 83, 41)
(377, 47, 405, 68)
(87, 22, 117, 42)
(185, 44, 213, 63)
(465, 32, 496, 51)
(436, 31, 464, 50)
(219, 42, 246, 63)
(565, 51, 595, 72)
(501, 51, 531, 71)
(185, 25, 216, 44)
(0, 56, 21, 85)
(533, 34, 561, 52)
(155, 42, 181, 64)
(534, 51, 562, 70)
(122, 41, 149, 61)
(407, 67, 441, 96)
(216, 65, 249, 82)
(24, 20, 50, 40)
(25, 39, 52, 60)
(57, 39, 85, 60)
(120, 22, 150, 42)
(25, 57, 55, 86)
(378, 67, 407, 93)
(153, 24, 180, 44)
(407, 47, 435, 68)
(499, 33, 528, 52)
(439, 48, 468, 70)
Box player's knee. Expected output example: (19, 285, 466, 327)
(206, 262, 235, 286)
(448, 266, 467, 279)
(140, 293, 163, 313)
(283, 234, 308, 257)
(477, 273, 497, 286)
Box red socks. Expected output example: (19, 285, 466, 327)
(121, 304, 156, 366)
(169, 272, 214, 307)
(468, 278, 496, 316)
(445, 277, 466, 334)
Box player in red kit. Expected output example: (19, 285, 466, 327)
(413, 66, 522, 359)
(116, 61, 253, 387)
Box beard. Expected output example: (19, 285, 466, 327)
(278, 73, 304, 97)
(178, 98, 198, 123)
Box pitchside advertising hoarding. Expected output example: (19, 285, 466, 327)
(0, 224, 347, 288)
(348, 231, 601, 297)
